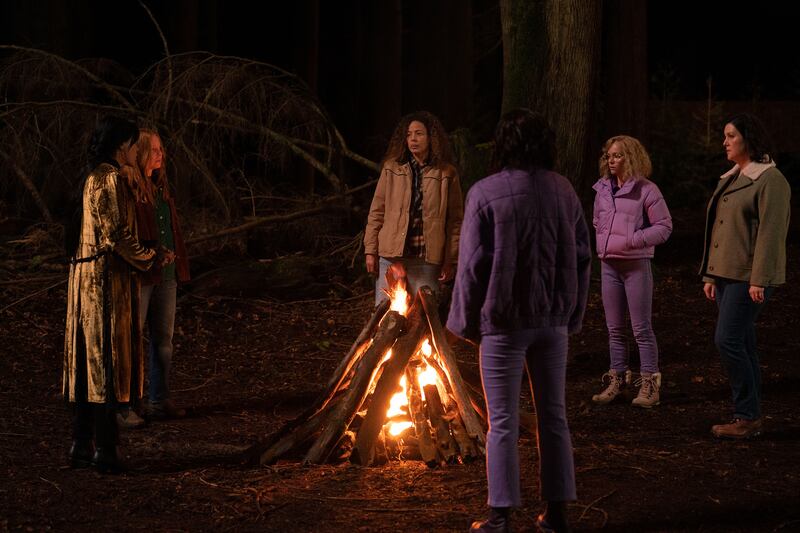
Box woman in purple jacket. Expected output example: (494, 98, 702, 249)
(591, 135, 672, 408)
(448, 109, 591, 533)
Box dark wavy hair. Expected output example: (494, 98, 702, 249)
(64, 115, 139, 257)
(491, 108, 556, 172)
(727, 113, 774, 164)
(87, 115, 140, 169)
(382, 111, 454, 167)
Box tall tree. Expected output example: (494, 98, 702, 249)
(601, 0, 647, 143)
(500, 0, 603, 189)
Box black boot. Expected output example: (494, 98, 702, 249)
(92, 404, 126, 474)
(70, 402, 94, 468)
(470, 507, 510, 533)
(535, 501, 571, 533)
(69, 439, 94, 469)
(92, 446, 125, 474)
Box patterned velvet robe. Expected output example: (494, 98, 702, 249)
(63, 163, 155, 403)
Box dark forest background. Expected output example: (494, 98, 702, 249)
(1, 0, 799, 271)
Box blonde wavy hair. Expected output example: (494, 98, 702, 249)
(132, 128, 171, 204)
(599, 135, 652, 180)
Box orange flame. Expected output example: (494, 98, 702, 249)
(387, 277, 409, 316)
(386, 376, 413, 436)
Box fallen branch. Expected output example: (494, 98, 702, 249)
(0, 278, 66, 314)
(186, 204, 347, 245)
(0, 147, 53, 222)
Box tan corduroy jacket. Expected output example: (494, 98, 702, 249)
(700, 162, 791, 287)
(63, 163, 155, 403)
(364, 159, 463, 265)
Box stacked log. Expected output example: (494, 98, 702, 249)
(254, 286, 486, 467)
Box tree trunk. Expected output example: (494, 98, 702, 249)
(500, 0, 603, 190)
(601, 0, 648, 143)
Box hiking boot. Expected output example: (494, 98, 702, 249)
(147, 399, 186, 420)
(632, 372, 661, 408)
(711, 418, 763, 440)
(591, 369, 631, 405)
(116, 408, 146, 429)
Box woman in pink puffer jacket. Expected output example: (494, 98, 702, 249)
(591, 135, 672, 408)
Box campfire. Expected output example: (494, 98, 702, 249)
(253, 276, 487, 467)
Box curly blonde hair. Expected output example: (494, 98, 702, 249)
(382, 111, 455, 168)
(133, 128, 172, 204)
(599, 135, 652, 180)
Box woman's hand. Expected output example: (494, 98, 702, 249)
(703, 282, 716, 301)
(439, 263, 455, 282)
(157, 246, 176, 267)
(365, 254, 379, 275)
(749, 285, 765, 303)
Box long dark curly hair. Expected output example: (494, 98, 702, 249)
(491, 108, 556, 173)
(382, 111, 455, 167)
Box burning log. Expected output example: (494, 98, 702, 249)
(352, 299, 427, 466)
(319, 298, 391, 412)
(303, 310, 404, 464)
(448, 405, 479, 462)
(258, 395, 343, 465)
(419, 286, 486, 448)
(423, 384, 458, 464)
(405, 366, 438, 467)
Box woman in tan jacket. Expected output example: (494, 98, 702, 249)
(64, 116, 156, 473)
(700, 113, 791, 440)
(364, 111, 463, 305)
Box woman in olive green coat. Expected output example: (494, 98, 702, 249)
(700, 113, 790, 440)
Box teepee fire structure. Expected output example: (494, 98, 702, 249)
(254, 279, 486, 467)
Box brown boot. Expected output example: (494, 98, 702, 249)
(632, 372, 661, 408)
(591, 370, 631, 405)
(711, 418, 763, 439)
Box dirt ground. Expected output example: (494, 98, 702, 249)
(1, 206, 799, 532)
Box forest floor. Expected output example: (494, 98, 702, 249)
(1, 206, 799, 533)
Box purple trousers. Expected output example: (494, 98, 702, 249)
(601, 259, 659, 374)
(480, 326, 577, 506)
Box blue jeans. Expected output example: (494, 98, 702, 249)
(714, 279, 774, 420)
(480, 327, 576, 506)
(140, 279, 177, 405)
(601, 259, 659, 374)
(375, 257, 440, 306)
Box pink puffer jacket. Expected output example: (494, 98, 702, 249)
(592, 176, 672, 259)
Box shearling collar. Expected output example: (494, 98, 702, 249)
(720, 160, 776, 181)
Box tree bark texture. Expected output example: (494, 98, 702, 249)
(601, 0, 648, 143)
(500, 0, 603, 189)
